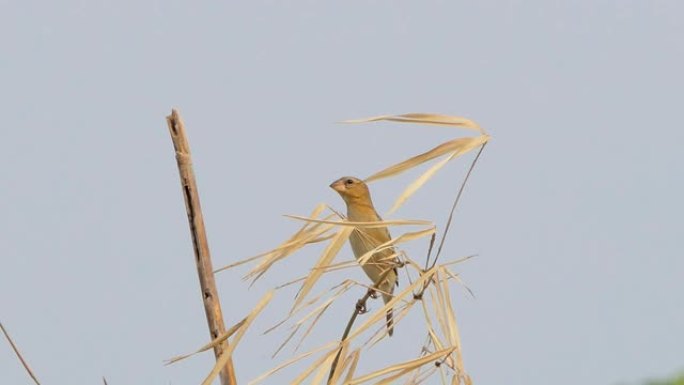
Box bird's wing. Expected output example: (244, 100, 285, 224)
(375, 212, 399, 285)
(353, 223, 399, 286)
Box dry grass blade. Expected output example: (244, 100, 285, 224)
(426, 285, 449, 359)
(266, 283, 334, 337)
(328, 344, 361, 385)
(1, 322, 40, 385)
(299, 280, 354, 315)
(366, 300, 416, 348)
(290, 347, 340, 385)
(245, 223, 337, 284)
(214, 204, 333, 274)
(441, 255, 477, 267)
(387, 152, 455, 214)
(419, 299, 457, 371)
(215, 230, 333, 274)
(275, 275, 308, 290)
(243, 214, 337, 283)
(419, 298, 447, 356)
(419, 270, 462, 377)
(441, 266, 475, 299)
(365, 136, 489, 183)
(271, 323, 303, 359)
(328, 346, 356, 385)
(387, 133, 488, 214)
(425, 325, 454, 371)
(402, 365, 431, 385)
(439, 365, 448, 385)
(438, 267, 464, 377)
(269, 280, 354, 357)
(312, 259, 362, 273)
(452, 373, 474, 385)
(375, 367, 416, 385)
(293, 283, 355, 352)
(165, 318, 247, 365)
(291, 227, 353, 314)
(284, 280, 354, 331)
(432, 271, 456, 348)
(343, 113, 481, 131)
(312, 350, 338, 385)
(248, 341, 339, 385)
(343, 350, 362, 384)
(275, 272, 357, 291)
(414, 366, 441, 385)
(383, 357, 443, 385)
(201, 291, 273, 385)
(321, 342, 348, 385)
(285, 215, 433, 228)
(346, 347, 456, 384)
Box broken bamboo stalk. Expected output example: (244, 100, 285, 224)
(166, 109, 237, 385)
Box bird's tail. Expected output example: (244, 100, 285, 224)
(386, 308, 394, 337)
(383, 292, 394, 337)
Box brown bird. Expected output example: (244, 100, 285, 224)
(330, 176, 399, 336)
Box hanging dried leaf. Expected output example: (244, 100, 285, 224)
(165, 318, 246, 365)
(366, 135, 489, 183)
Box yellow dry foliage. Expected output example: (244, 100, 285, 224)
(170, 113, 489, 384)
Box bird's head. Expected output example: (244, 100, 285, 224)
(329, 176, 370, 204)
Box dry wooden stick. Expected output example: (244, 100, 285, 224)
(166, 109, 237, 385)
(1, 321, 41, 385)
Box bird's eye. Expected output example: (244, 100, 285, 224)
(345, 179, 354, 185)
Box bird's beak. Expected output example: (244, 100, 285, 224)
(330, 179, 345, 192)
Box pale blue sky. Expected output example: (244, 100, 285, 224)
(2, 1, 682, 384)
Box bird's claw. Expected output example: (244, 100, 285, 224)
(369, 289, 379, 299)
(355, 299, 368, 314)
